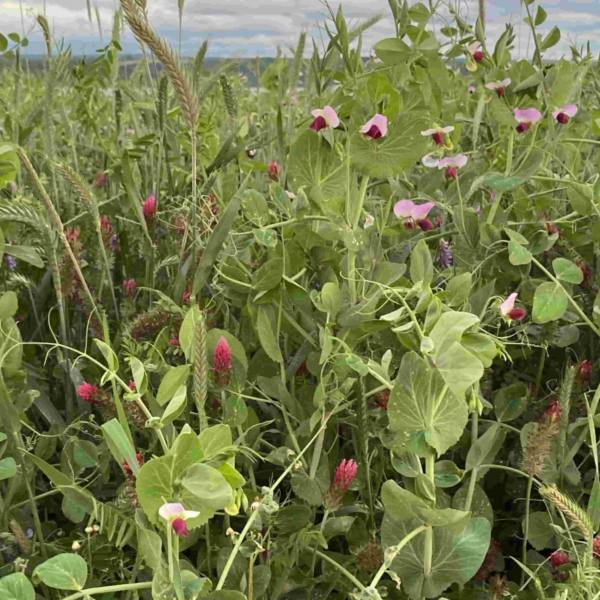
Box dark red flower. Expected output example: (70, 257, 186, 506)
(268, 161, 280, 180)
(549, 550, 570, 568)
(172, 518, 189, 537)
(507, 307, 526, 321)
(577, 359, 592, 385)
(77, 382, 99, 403)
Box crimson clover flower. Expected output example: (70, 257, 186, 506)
(309, 105, 340, 132)
(393, 199, 435, 231)
(214, 336, 233, 386)
(552, 104, 577, 125)
(268, 161, 280, 180)
(122, 278, 137, 298)
(360, 114, 388, 139)
(142, 194, 157, 221)
(325, 459, 358, 509)
(159, 502, 200, 537)
(513, 108, 542, 133)
(549, 550, 570, 568)
(420, 125, 454, 147)
(485, 78, 511, 98)
(76, 382, 100, 403)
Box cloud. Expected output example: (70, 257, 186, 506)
(0, 0, 598, 57)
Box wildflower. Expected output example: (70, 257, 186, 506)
(420, 125, 454, 146)
(475, 539, 500, 581)
(84, 526, 94, 535)
(549, 550, 570, 568)
(169, 337, 180, 347)
(214, 336, 233, 386)
(325, 458, 358, 509)
(393, 199, 435, 231)
(374, 389, 389, 410)
(99, 216, 113, 245)
(65, 227, 81, 247)
(577, 260, 592, 288)
(485, 78, 511, 98)
(142, 194, 157, 221)
(360, 114, 388, 139)
(468, 41, 484, 62)
(438, 239, 453, 268)
(593, 536, 600, 559)
(309, 105, 340, 132)
(182, 290, 191, 304)
(128, 380, 136, 391)
(158, 502, 200, 537)
(267, 161, 280, 180)
(123, 452, 144, 477)
(576, 359, 592, 385)
(5, 255, 16, 271)
(468, 84, 476, 95)
(545, 221, 560, 236)
(542, 399, 562, 424)
(77, 382, 100, 403)
(513, 108, 542, 133)
(500, 292, 526, 322)
(552, 104, 577, 125)
(363, 213, 375, 229)
(71, 541, 81, 551)
(122, 278, 137, 298)
(93, 172, 108, 188)
(246, 148, 257, 159)
(438, 154, 468, 179)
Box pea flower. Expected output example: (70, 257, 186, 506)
(552, 104, 577, 125)
(500, 292, 526, 321)
(438, 239, 453, 268)
(360, 114, 388, 139)
(513, 108, 542, 133)
(468, 84, 476, 95)
(158, 502, 200, 537)
(325, 459, 358, 509)
(309, 105, 340, 132)
(363, 213, 375, 229)
(485, 78, 511, 98)
(468, 41, 484, 62)
(142, 194, 157, 221)
(420, 125, 454, 146)
(394, 199, 435, 231)
(438, 154, 468, 179)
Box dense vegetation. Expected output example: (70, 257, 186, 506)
(1, 0, 600, 598)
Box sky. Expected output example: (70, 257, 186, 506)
(1, 0, 599, 58)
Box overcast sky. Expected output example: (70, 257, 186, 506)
(1, 0, 599, 58)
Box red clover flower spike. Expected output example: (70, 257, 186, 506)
(214, 336, 233, 386)
(325, 459, 358, 509)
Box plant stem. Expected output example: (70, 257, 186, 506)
(311, 548, 366, 591)
(423, 453, 436, 577)
(62, 582, 152, 600)
(464, 410, 479, 511)
(521, 475, 533, 583)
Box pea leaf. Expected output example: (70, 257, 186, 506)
(0, 573, 35, 600)
(532, 282, 568, 324)
(552, 257, 583, 284)
(33, 553, 88, 591)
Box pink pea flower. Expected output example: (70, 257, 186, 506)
(468, 41, 484, 62)
(325, 459, 358, 509)
(468, 84, 476, 95)
(360, 114, 388, 139)
(309, 105, 340, 132)
(158, 502, 200, 537)
(214, 336, 232, 386)
(438, 154, 468, 179)
(549, 550, 570, 568)
(142, 194, 157, 221)
(485, 78, 511, 98)
(500, 292, 526, 321)
(268, 161, 280, 180)
(513, 108, 542, 133)
(420, 125, 454, 146)
(394, 199, 435, 231)
(122, 278, 137, 298)
(77, 382, 99, 403)
(552, 104, 577, 125)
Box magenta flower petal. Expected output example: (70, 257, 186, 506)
(513, 108, 542, 124)
(500, 292, 518, 316)
(360, 113, 388, 138)
(411, 202, 435, 221)
(393, 199, 415, 218)
(438, 154, 468, 169)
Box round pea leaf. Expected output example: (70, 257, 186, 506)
(0, 573, 35, 600)
(532, 282, 569, 324)
(552, 257, 583, 285)
(33, 553, 88, 590)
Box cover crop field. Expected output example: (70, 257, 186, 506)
(1, 0, 600, 598)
